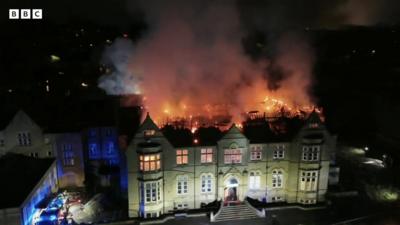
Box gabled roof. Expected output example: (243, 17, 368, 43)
(6, 110, 39, 129)
(221, 124, 247, 140)
(306, 110, 323, 125)
(137, 113, 160, 133)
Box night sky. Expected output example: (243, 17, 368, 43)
(1, 0, 400, 153)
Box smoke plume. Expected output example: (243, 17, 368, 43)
(98, 39, 142, 95)
(97, 0, 322, 123)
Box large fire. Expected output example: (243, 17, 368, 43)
(137, 93, 319, 130)
(99, 2, 318, 130)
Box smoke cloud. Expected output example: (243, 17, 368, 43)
(98, 0, 317, 122)
(98, 0, 400, 123)
(98, 39, 142, 95)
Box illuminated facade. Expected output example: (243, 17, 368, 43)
(84, 127, 122, 187)
(127, 112, 337, 218)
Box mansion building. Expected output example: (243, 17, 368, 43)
(127, 112, 338, 218)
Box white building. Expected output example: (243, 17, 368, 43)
(127, 112, 337, 218)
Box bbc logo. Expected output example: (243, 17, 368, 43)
(9, 9, 43, 19)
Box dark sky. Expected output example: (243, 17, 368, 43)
(2, 0, 400, 28)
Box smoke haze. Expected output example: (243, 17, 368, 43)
(97, 0, 400, 122)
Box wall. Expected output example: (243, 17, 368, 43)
(21, 160, 59, 225)
(0, 208, 21, 225)
(127, 115, 337, 218)
(46, 132, 85, 188)
(2, 111, 52, 158)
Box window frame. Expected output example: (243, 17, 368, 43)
(139, 153, 161, 172)
(273, 145, 285, 160)
(145, 181, 161, 203)
(200, 148, 213, 163)
(272, 169, 284, 188)
(299, 170, 318, 191)
(302, 145, 320, 161)
(176, 149, 189, 165)
(250, 145, 262, 161)
(201, 174, 213, 193)
(177, 175, 189, 195)
(224, 149, 242, 164)
(249, 171, 261, 189)
(17, 131, 32, 146)
(63, 144, 74, 166)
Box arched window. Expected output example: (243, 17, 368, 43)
(272, 169, 283, 188)
(230, 142, 239, 149)
(249, 171, 261, 189)
(201, 174, 213, 193)
(177, 175, 188, 194)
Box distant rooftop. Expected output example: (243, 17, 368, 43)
(0, 153, 55, 208)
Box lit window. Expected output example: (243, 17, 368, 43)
(177, 175, 188, 194)
(249, 171, 261, 189)
(176, 149, 188, 165)
(201, 174, 212, 193)
(224, 149, 242, 164)
(139, 154, 161, 171)
(299, 171, 318, 191)
(272, 169, 283, 188)
(145, 181, 161, 203)
(273, 145, 285, 159)
(250, 145, 262, 160)
(144, 130, 155, 137)
(309, 123, 319, 128)
(63, 144, 74, 166)
(201, 148, 213, 163)
(302, 145, 320, 161)
(17, 132, 31, 146)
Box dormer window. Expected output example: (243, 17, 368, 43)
(144, 129, 155, 137)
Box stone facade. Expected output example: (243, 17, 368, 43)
(47, 132, 86, 188)
(0, 110, 85, 189)
(127, 112, 337, 218)
(0, 110, 52, 158)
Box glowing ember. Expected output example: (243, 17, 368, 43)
(140, 93, 319, 131)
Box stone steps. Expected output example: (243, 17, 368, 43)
(213, 203, 260, 222)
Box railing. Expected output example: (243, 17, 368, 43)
(244, 199, 266, 218)
(210, 199, 223, 222)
